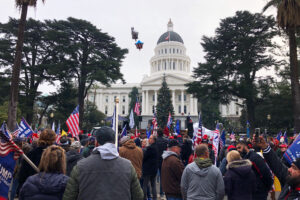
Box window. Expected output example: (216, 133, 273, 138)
(184, 94, 186, 101)
(105, 106, 108, 114)
(165, 49, 167, 54)
(105, 96, 108, 103)
(180, 63, 183, 70)
(169, 61, 171, 69)
(122, 106, 125, 115)
(226, 105, 229, 114)
(152, 105, 155, 113)
(177, 49, 179, 53)
(173, 48, 175, 53)
(158, 65, 161, 71)
(164, 61, 167, 70)
(236, 105, 239, 115)
(178, 105, 181, 114)
(152, 95, 155, 101)
(173, 62, 176, 70)
(169, 48, 171, 53)
(123, 96, 126, 102)
(184, 105, 187, 114)
(178, 95, 181, 101)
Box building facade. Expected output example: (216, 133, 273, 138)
(88, 20, 242, 129)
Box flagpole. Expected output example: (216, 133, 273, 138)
(115, 97, 119, 148)
(22, 154, 39, 172)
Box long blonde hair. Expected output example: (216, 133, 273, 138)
(38, 145, 66, 174)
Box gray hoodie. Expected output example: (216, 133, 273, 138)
(180, 158, 225, 200)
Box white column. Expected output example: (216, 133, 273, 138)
(99, 92, 103, 111)
(194, 98, 198, 114)
(142, 91, 145, 114)
(146, 90, 149, 114)
(125, 95, 129, 115)
(190, 95, 193, 114)
(181, 90, 184, 114)
(154, 90, 157, 107)
(172, 90, 175, 110)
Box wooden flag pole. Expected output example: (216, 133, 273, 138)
(115, 97, 119, 148)
(22, 153, 39, 172)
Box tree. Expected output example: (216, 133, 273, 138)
(0, 18, 62, 124)
(7, 0, 45, 130)
(186, 11, 278, 131)
(263, 0, 300, 132)
(47, 18, 128, 128)
(82, 101, 106, 132)
(156, 75, 174, 129)
(128, 87, 140, 128)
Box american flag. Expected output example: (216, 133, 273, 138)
(194, 113, 202, 146)
(12, 123, 20, 138)
(167, 112, 172, 129)
(152, 112, 158, 136)
(0, 130, 23, 160)
(220, 130, 226, 150)
(212, 123, 220, 165)
(230, 131, 236, 141)
(66, 105, 80, 138)
(165, 32, 170, 41)
(134, 97, 141, 116)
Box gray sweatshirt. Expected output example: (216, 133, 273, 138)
(180, 158, 225, 200)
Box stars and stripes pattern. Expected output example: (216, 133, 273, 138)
(212, 123, 220, 165)
(167, 112, 172, 129)
(134, 97, 141, 116)
(0, 130, 23, 160)
(12, 123, 20, 138)
(152, 112, 158, 136)
(66, 105, 80, 138)
(194, 113, 202, 146)
(220, 129, 226, 150)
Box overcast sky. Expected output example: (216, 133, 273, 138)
(1, 0, 276, 93)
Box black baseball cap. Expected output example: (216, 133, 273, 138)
(168, 139, 181, 148)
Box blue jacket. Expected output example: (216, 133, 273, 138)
(19, 172, 69, 200)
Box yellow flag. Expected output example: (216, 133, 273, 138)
(61, 130, 67, 137)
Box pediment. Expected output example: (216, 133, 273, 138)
(141, 73, 192, 86)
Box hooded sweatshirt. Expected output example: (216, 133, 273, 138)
(181, 158, 225, 200)
(161, 150, 184, 198)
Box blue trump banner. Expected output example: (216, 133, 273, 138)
(18, 118, 34, 138)
(0, 131, 23, 200)
(283, 134, 300, 165)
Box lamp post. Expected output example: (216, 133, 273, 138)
(50, 112, 54, 128)
(267, 114, 271, 134)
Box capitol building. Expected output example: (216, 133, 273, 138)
(88, 20, 242, 129)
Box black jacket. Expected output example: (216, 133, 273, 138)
(66, 150, 83, 176)
(142, 143, 158, 176)
(243, 150, 273, 200)
(156, 136, 168, 168)
(224, 159, 256, 200)
(19, 146, 48, 188)
(19, 172, 68, 200)
(263, 146, 300, 200)
(180, 139, 192, 166)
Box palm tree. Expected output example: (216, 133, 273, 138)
(263, 0, 300, 132)
(7, 0, 45, 130)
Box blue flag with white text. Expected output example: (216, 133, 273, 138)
(283, 134, 300, 165)
(18, 118, 34, 138)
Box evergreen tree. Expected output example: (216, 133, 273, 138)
(186, 11, 278, 132)
(156, 75, 174, 130)
(128, 87, 140, 128)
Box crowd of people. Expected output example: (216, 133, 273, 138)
(8, 126, 300, 200)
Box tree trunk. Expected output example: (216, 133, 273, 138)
(288, 26, 300, 132)
(78, 77, 86, 131)
(7, 3, 28, 130)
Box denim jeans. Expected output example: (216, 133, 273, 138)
(142, 175, 157, 200)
